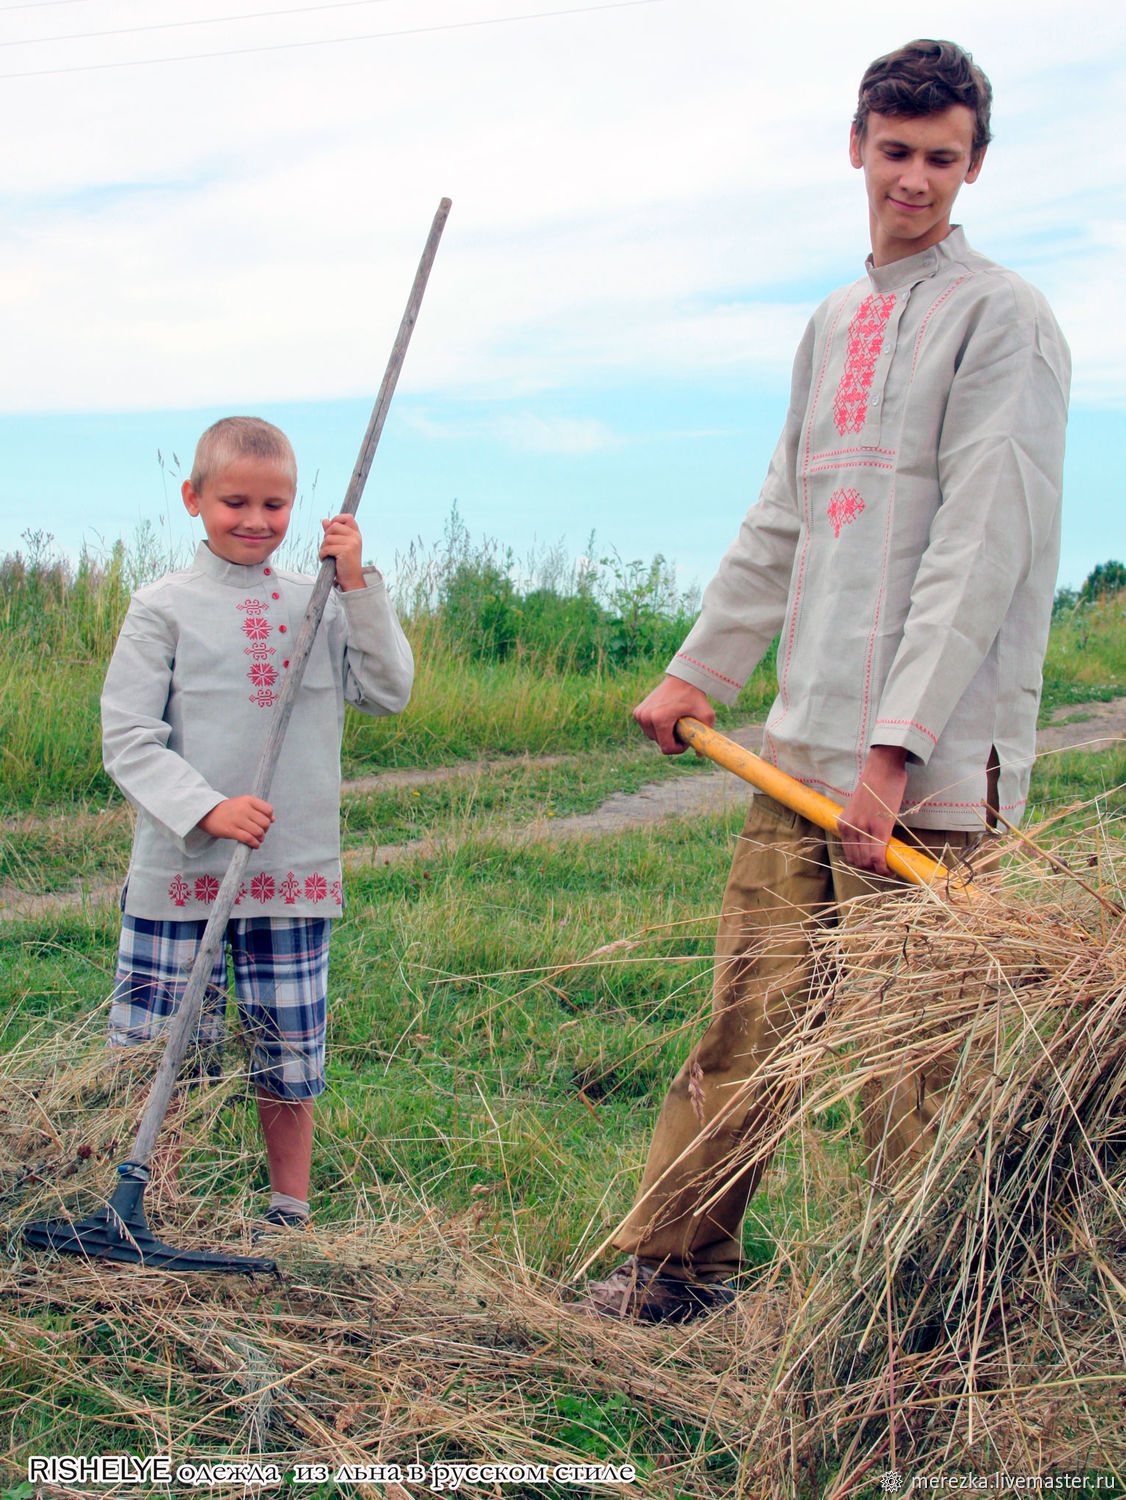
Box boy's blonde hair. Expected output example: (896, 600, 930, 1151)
(190, 416, 297, 492)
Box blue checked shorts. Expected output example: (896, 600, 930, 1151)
(108, 913, 332, 1101)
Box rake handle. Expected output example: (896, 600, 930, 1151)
(128, 199, 452, 1171)
(674, 716, 953, 889)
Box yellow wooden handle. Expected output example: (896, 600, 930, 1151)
(675, 717, 957, 890)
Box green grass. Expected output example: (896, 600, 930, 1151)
(1026, 739, 1126, 821)
(1040, 595, 1126, 718)
(4, 750, 1125, 1485)
(2, 528, 1125, 1487)
(340, 741, 715, 845)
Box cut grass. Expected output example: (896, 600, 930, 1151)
(3, 761, 1125, 1487)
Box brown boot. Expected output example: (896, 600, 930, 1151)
(574, 1258, 735, 1324)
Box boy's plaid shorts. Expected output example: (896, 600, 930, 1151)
(109, 913, 332, 1101)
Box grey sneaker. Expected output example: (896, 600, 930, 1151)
(250, 1207, 310, 1245)
(575, 1258, 736, 1324)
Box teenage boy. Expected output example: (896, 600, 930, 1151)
(580, 39, 1070, 1322)
(102, 416, 413, 1233)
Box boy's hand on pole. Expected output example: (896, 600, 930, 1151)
(838, 745, 909, 876)
(198, 796, 275, 848)
(320, 514, 366, 592)
(634, 675, 714, 755)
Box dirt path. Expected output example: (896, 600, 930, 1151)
(4, 707, 1123, 923)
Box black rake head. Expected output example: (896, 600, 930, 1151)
(23, 1164, 276, 1275)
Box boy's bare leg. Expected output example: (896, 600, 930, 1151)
(256, 1095, 314, 1202)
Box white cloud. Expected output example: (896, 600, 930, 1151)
(0, 0, 1124, 411)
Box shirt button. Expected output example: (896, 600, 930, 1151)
(272, 592, 280, 599)
(278, 624, 287, 633)
(283, 660, 290, 667)
(871, 395, 881, 406)
(263, 567, 271, 576)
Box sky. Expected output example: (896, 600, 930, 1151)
(1, 0, 1124, 591)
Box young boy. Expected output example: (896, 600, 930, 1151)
(102, 416, 413, 1232)
(580, 40, 1070, 1321)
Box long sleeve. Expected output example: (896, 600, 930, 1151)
(337, 569, 414, 716)
(871, 281, 1070, 763)
(101, 598, 225, 852)
(667, 319, 814, 704)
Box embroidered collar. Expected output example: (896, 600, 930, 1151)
(865, 225, 969, 294)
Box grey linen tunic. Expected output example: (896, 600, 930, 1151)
(669, 228, 1071, 830)
(103, 542, 414, 918)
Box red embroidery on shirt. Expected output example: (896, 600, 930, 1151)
(248, 688, 280, 708)
(242, 617, 270, 642)
(237, 598, 269, 613)
(769, 291, 848, 764)
(244, 645, 276, 658)
(249, 661, 278, 688)
(912, 275, 969, 375)
(672, 652, 743, 690)
(832, 293, 895, 436)
(874, 716, 938, 746)
(166, 868, 335, 908)
(827, 487, 866, 537)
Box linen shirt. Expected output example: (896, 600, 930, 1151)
(670, 228, 1070, 830)
(103, 542, 414, 918)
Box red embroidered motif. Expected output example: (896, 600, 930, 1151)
(244, 645, 276, 658)
(169, 875, 191, 907)
(832, 294, 895, 435)
(237, 598, 269, 613)
(249, 661, 278, 688)
(305, 873, 328, 903)
(827, 487, 866, 537)
(248, 688, 280, 708)
(233, 882, 247, 906)
(280, 872, 301, 904)
(250, 872, 276, 903)
(194, 874, 220, 904)
(242, 616, 270, 642)
(330, 879, 343, 906)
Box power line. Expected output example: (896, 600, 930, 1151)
(0, 1, 98, 12)
(0, 0, 660, 78)
(1, 0, 400, 51)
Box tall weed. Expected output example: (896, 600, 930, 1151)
(0, 518, 760, 809)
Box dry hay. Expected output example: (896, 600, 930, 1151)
(1, 815, 1125, 1496)
(0, 1022, 773, 1497)
(744, 817, 1126, 1493)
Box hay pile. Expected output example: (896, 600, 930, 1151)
(2, 819, 1125, 1496)
(747, 823, 1126, 1491)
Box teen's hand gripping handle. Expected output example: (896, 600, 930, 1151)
(127, 198, 453, 1175)
(634, 675, 715, 755)
(674, 716, 957, 891)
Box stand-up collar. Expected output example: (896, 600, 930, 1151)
(866, 225, 969, 294)
(191, 540, 281, 587)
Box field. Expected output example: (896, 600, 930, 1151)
(2, 533, 1125, 1498)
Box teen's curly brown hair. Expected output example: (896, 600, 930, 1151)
(854, 39, 992, 161)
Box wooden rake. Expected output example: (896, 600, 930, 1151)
(24, 199, 452, 1274)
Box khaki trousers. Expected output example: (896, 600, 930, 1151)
(614, 794, 980, 1281)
